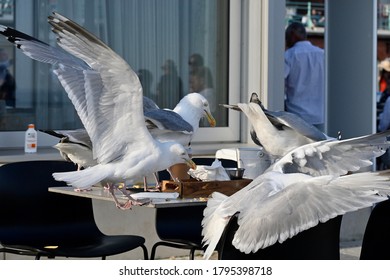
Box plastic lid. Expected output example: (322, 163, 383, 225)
(28, 124, 35, 128)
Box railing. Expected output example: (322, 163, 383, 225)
(286, 1, 390, 32)
(286, 1, 325, 29)
(378, 1, 390, 31)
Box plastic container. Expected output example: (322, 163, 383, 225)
(215, 147, 272, 179)
(24, 124, 37, 153)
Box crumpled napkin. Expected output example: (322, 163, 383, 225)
(188, 159, 230, 181)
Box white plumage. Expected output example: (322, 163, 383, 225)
(202, 131, 390, 259)
(43, 92, 215, 188)
(223, 93, 330, 159)
(146, 92, 216, 146)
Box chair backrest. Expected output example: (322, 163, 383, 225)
(360, 200, 390, 260)
(0, 160, 100, 245)
(217, 213, 342, 260)
(154, 205, 205, 246)
(158, 157, 238, 181)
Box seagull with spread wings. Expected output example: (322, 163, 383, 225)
(0, 12, 197, 209)
(42, 92, 215, 188)
(202, 130, 390, 259)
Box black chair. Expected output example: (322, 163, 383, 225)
(0, 160, 148, 260)
(217, 213, 343, 260)
(150, 157, 237, 260)
(360, 199, 390, 260)
(150, 205, 206, 260)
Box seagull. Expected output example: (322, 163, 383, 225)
(202, 130, 390, 259)
(42, 92, 216, 187)
(145, 92, 216, 182)
(40, 129, 96, 170)
(40, 95, 160, 171)
(222, 93, 329, 159)
(145, 92, 216, 147)
(0, 12, 197, 209)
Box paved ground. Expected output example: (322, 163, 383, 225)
(166, 240, 363, 260)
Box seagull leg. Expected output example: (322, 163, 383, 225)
(153, 172, 161, 190)
(107, 183, 150, 210)
(142, 174, 161, 192)
(143, 176, 148, 192)
(167, 168, 180, 182)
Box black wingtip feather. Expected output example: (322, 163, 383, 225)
(0, 25, 49, 48)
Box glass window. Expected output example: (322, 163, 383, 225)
(0, 0, 239, 146)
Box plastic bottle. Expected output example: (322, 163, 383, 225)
(24, 124, 37, 153)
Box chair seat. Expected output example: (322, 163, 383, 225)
(2, 234, 147, 259)
(0, 160, 148, 260)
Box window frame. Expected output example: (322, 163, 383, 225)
(0, 0, 241, 148)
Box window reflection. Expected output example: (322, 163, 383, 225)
(0, 0, 228, 131)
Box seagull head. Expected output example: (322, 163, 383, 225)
(169, 143, 197, 170)
(175, 92, 216, 127)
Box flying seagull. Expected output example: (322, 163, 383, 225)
(222, 93, 329, 159)
(0, 12, 197, 209)
(202, 130, 390, 259)
(40, 96, 160, 171)
(42, 92, 215, 188)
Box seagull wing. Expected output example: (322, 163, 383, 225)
(264, 109, 328, 141)
(273, 130, 390, 176)
(0, 24, 99, 150)
(0, 25, 87, 69)
(56, 129, 92, 148)
(232, 171, 390, 254)
(48, 12, 154, 164)
(143, 96, 160, 112)
(144, 109, 193, 133)
(40, 128, 92, 149)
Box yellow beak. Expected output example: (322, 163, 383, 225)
(205, 111, 216, 127)
(185, 158, 197, 170)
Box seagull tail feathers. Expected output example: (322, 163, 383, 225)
(53, 164, 111, 190)
(201, 192, 232, 260)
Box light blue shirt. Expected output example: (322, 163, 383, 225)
(379, 97, 390, 132)
(284, 41, 325, 125)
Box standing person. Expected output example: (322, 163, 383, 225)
(189, 66, 216, 115)
(284, 22, 325, 131)
(156, 59, 183, 109)
(188, 53, 204, 73)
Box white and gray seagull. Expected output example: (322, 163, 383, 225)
(222, 92, 330, 160)
(202, 130, 390, 259)
(40, 128, 96, 171)
(0, 12, 197, 209)
(42, 92, 215, 188)
(40, 96, 160, 171)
